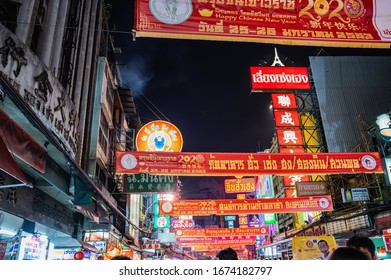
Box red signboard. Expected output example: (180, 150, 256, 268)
(250, 67, 310, 92)
(134, 0, 391, 48)
(274, 110, 301, 127)
(296, 181, 328, 197)
(285, 188, 297, 198)
(272, 93, 297, 109)
(276, 128, 304, 146)
(116, 151, 383, 176)
(283, 175, 311, 187)
(159, 196, 334, 216)
(175, 227, 268, 237)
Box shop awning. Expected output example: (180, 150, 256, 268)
(0, 134, 31, 188)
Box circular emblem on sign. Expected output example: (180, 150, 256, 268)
(161, 201, 173, 213)
(136, 120, 183, 152)
(120, 154, 138, 170)
(260, 227, 267, 234)
(149, 0, 193, 25)
(344, 0, 365, 19)
(306, 240, 314, 248)
(361, 155, 376, 170)
(319, 198, 330, 209)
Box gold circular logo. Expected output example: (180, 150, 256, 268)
(344, 0, 365, 19)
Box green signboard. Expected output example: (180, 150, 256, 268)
(153, 216, 170, 229)
(125, 174, 177, 193)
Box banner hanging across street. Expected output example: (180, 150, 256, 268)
(134, 0, 391, 48)
(115, 151, 383, 176)
(159, 196, 333, 216)
(174, 226, 268, 237)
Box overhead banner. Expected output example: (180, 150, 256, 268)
(134, 0, 391, 48)
(159, 196, 333, 216)
(116, 151, 383, 176)
(175, 227, 268, 237)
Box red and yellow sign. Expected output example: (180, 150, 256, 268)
(224, 177, 256, 193)
(136, 120, 183, 152)
(187, 244, 247, 252)
(251, 67, 310, 91)
(116, 151, 383, 176)
(135, 0, 391, 48)
(175, 227, 268, 237)
(159, 196, 333, 216)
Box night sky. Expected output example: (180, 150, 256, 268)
(108, 1, 390, 193)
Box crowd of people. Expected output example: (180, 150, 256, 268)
(108, 234, 377, 261)
(215, 234, 377, 261)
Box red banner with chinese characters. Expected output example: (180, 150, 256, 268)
(272, 93, 297, 109)
(135, 0, 391, 48)
(159, 196, 333, 216)
(175, 227, 268, 237)
(116, 151, 383, 176)
(280, 147, 306, 153)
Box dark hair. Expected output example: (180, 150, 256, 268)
(216, 248, 238, 260)
(111, 255, 132, 260)
(317, 240, 328, 246)
(346, 235, 376, 259)
(329, 247, 370, 260)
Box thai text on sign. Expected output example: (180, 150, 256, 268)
(116, 151, 383, 176)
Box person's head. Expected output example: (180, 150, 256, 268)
(111, 255, 132, 260)
(317, 240, 330, 255)
(346, 235, 376, 260)
(329, 247, 370, 260)
(216, 248, 238, 260)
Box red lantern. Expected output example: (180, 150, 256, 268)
(74, 251, 84, 260)
(97, 256, 105, 260)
